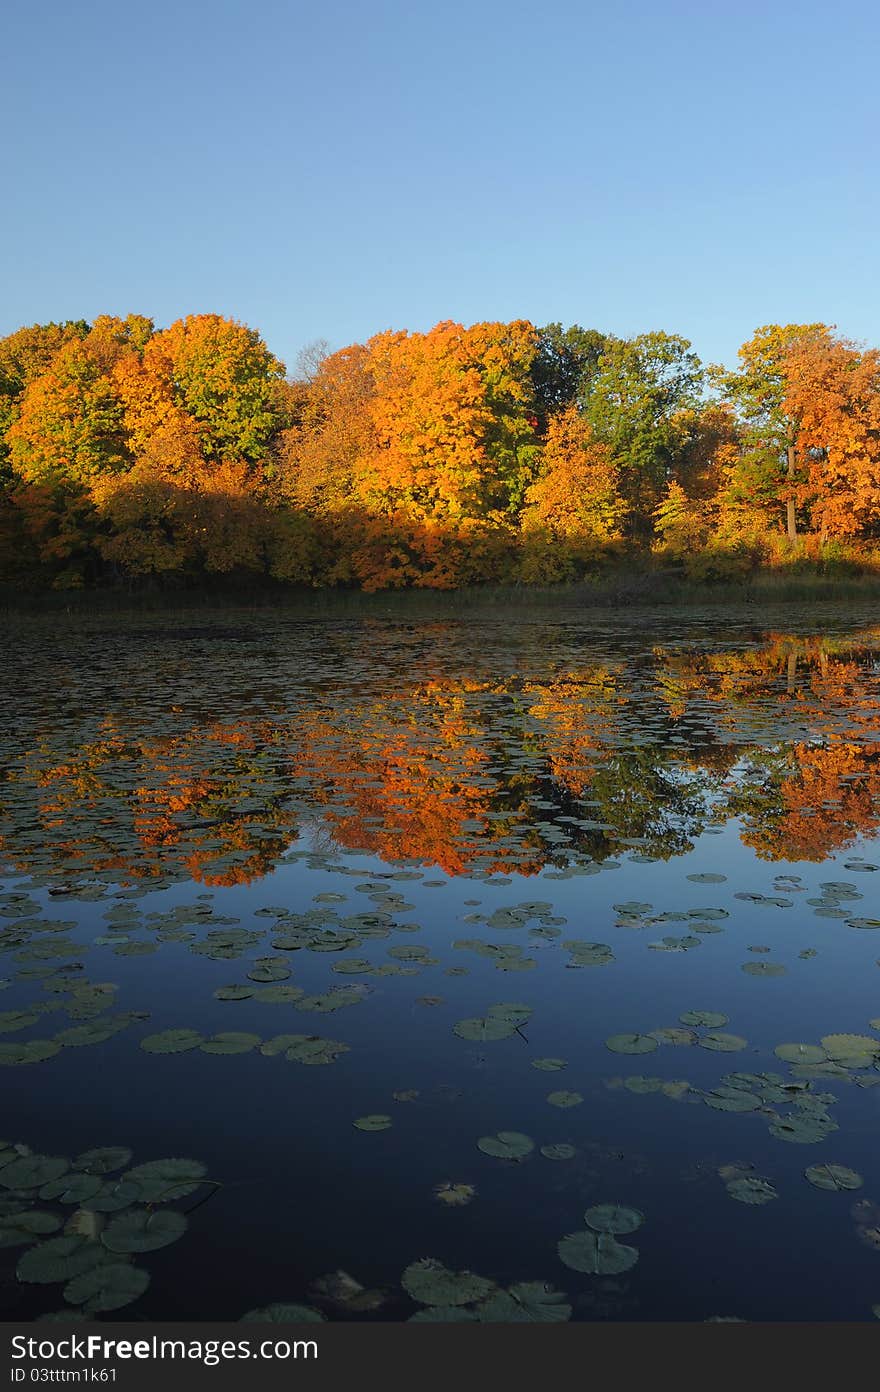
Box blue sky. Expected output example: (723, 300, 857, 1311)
(2, 0, 877, 372)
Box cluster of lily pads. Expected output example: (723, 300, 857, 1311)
(1, 1138, 213, 1318)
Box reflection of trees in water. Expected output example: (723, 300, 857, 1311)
(1, 630, 878, 884)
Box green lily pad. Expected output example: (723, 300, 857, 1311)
(477, 1282, 571, 1322)
(402, 1258, 495, 1307)
(726, 1177, 778, 1204)
(64, 1263, 149, 1313)
(39, 1175, 103, 1205)
(101, 1209, 187, 1253)
(73, 1147, 133, 1176)
(742, 962, 786, 977)
(200, 1032, 261, 1055)
(804, 1164, 863, 1191)
(240, 1304, 325, 1322)
(547, 1091, 583, 1109)
(584, 1204, 644, 1234)
(680, 1011, 729, 1028)
(699, 1033, 748, 1053)
(0, 1155, 68, 1190)
(124, 1159, 206, 1202)
(557, 1230, 639, 1275)
(17, 1235, 113, 1284)
(453, 1017, 517, 1042)
(477, 1131, 534, 1160)
(0, 1212, 63, 1247)
(0, 1040, 61, 1066)
(353, 1115, 392, 1132)
(540, 1144, 576, 1161)
(532, 1058, 566, 1072)
(774, 1044, 827, 1065)
(605, 1034, 658, 1055)
(140, 1029, 205, 1054)
(285, 1036, 349, 1065)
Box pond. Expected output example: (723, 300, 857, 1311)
(1, 602, 879, 1322)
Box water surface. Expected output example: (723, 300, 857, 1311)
(1, 603, 879, 1322)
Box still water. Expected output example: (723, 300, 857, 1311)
(1, 603, 879, 1322)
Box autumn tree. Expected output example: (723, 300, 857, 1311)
(712, 323, 832, 541)
(781, 333, 880, 540)
(137, 315, 285, 465)
(519, 405, 626, 580)
(6, 316, 154, 486)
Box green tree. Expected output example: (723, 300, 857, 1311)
(711, 323, 831, 540)
(529, 323, 607, 428)
(581, 331, 704, 530)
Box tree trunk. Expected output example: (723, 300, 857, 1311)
(786, 447, 798, 542)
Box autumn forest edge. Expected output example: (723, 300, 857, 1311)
(1, 314, 878, 595)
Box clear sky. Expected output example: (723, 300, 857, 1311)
(2, 0, 877, 372)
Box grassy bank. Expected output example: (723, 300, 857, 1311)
(3, 565, 880, 629)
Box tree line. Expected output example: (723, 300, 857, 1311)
(1, 314, 878, 590)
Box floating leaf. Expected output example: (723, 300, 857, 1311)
(699, 1033, 748, 1053)
(240, 1304, 325, 1322)
(557, 1230, 638, 1275)
(477, 1131, 534, 1160)
(101, 1209, 187, 1253)
(433, 1183, 475, 1207)
(140, 1029, 204, 1055)
(0, 1212, 63, 1247)
(540, 1144, 576, 1161)
(73, 1148, 132, 1176)
(453, 1017, 516, 1042)
(353, 1115, 392, 1132)
(200, 1032, 261, 1055)
(477, 1282, 571, 1322)
(64, 1263, 149, 1313)
(547, 1091, 583, 1109)
(584, 1204, 644, 1235)
(402, 1258, 495, 1307)
(774, 1044, 826, 1065)
(804, 1164, 863, 1191)
(17, 1235, 112, 1284)
(605, 1034, 658, 1055)
(124, 1159, 206, 1202)
(726, 1177, 778, 1205)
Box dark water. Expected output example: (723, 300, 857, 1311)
(1, 603, 879, 1322)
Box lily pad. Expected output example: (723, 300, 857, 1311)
(101, 1209, 187, 1253)
(557, 1230, 639, 1275)
(726, 1177, 778, 1205)
(699, 1033, 748, 1053)
(547, 1091, 583, 1109)
(605, 1033, 658, 1055)
(804, 1163, 863, 1191)
(73, 1147, 133, 1176)
(477, 1131, 534, 1160)
(124, 1159, 206, 1202)
(540, 1144, 576, 1161)
(353, 1115, 392, 1132)
(453, 1016, 517, 1042)
(477, 1282, 571, 1322)
(240, 1303, 325, 1322)
(584, 1204, 644, 1234)
(402, 1257, 495, 1307)
(17, 1235, 112, 1284)
(200, 1032, 261, 1055)
(774, 1044, 826, 1065)
(64, 1263, 149, 1313)
(140, 1029, 205, 1055)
